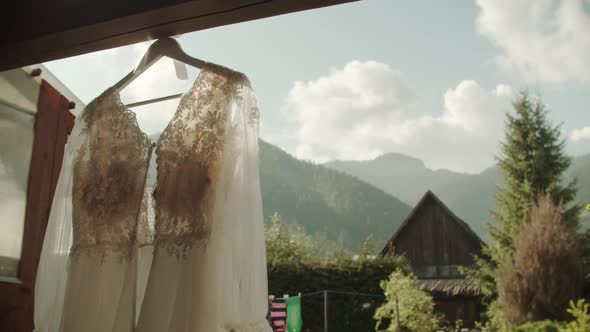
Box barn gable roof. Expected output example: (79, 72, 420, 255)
(379, 190, 483, 256)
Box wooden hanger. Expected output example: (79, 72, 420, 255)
(113, 37, 207, 108)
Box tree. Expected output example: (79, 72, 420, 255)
(560, 299, 590, 332)
(464, 93, 580, 327)
(492, 93, 579, 253)
(374, 269, 440, 332)
(498, 193, 582, 325)
(265, 212, 318, 266)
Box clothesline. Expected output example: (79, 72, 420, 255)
(295, 290, 385, 298)
(268, 290, 384, 332)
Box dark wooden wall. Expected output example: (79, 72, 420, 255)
(435, 297, 481, 328)
(0, 80, 74, 332)
(392, 195, 482, 269)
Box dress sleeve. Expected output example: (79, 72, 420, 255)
(34, 115, 86, 332)
(220, 79, 272, 332)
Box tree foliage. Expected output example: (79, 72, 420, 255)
(513, 320, 564, 332)
(374, 269, 441, 332)
(490, 93, 579, 258)
(497, 193, 582, 325)
(266, 213, 408, 332)
(465, 94, 580, 319)
(560, 299, 590, 332)
(508, 299, 590, 332)
(265, 212, 318, 266)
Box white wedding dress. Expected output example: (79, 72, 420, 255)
(34, 63, 272, 332)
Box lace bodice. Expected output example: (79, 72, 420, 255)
(153, 63, 253, 257)
(70, 63, 254, 260)
(72, 90, 152, 259)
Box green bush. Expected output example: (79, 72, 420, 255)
(374, 269, 441, 332)
(268, 258, 407, 332)
(266, 214, 408, 332)
(513, 320, 564, 332)
(559, 299, 590, 332)
(486, 299, 590, 332)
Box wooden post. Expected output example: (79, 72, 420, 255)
(324, 290, 329, 332)
(395, 293, 400, 332)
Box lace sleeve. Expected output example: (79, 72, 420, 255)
(217, 77, 271, 332)
(34, 115, 86, 332)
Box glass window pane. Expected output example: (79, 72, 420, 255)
(0, 103, 34, 278)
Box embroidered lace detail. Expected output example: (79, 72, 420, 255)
(248, 106, 260, 127)
(153, 63, 248, 258)
(226, 320, 273, 332)
(137, 148, 157, 247)
(71, 90, 151, 261)
(137, 179, 155, 247)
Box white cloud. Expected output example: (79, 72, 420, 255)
(476, 0, 590, 83)
(571, 127, 590, 141)
(284, 61, 514, 173)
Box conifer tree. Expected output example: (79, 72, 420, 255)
(466, 93, 580, 321)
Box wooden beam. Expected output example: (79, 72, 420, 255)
(0, 0, 358, 71)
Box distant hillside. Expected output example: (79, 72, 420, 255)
(327, 153, 590, 239)
(147, 133, 412, 249)
(259, 141, 411, 249)
(568, 154, 590, 204)
(567, 154, 590, 229)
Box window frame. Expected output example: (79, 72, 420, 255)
(0, 79, 74, 331)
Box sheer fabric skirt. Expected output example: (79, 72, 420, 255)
(61, 253, 137, 332)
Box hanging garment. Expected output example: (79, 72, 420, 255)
(34, 85, 152, 332)
(268, 298, 287, 332)
(136, 63, 271, 332)
(34, 63, 272, 332)
(286, 296, 303, 332)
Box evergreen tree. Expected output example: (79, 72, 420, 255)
(466, 93, 580, 321)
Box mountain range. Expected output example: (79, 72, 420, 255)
(326, 152, 590, 240)
(259, 140, 411, 249)
(148, 132, 589, 249)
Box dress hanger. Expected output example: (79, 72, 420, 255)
(112, 37, 207, 108)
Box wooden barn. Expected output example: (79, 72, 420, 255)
(379, 190, 484, 328)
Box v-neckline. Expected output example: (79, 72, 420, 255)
(109, 64, 210, 147)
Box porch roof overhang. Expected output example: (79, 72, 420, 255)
(0, 0, 358, 71)
(417, 278, 481, 297)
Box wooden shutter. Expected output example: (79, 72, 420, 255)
(0, 80, 75, 332)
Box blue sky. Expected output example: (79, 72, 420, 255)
(45, 0, 590, 173)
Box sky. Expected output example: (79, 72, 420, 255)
(45, 0, 590, 174)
